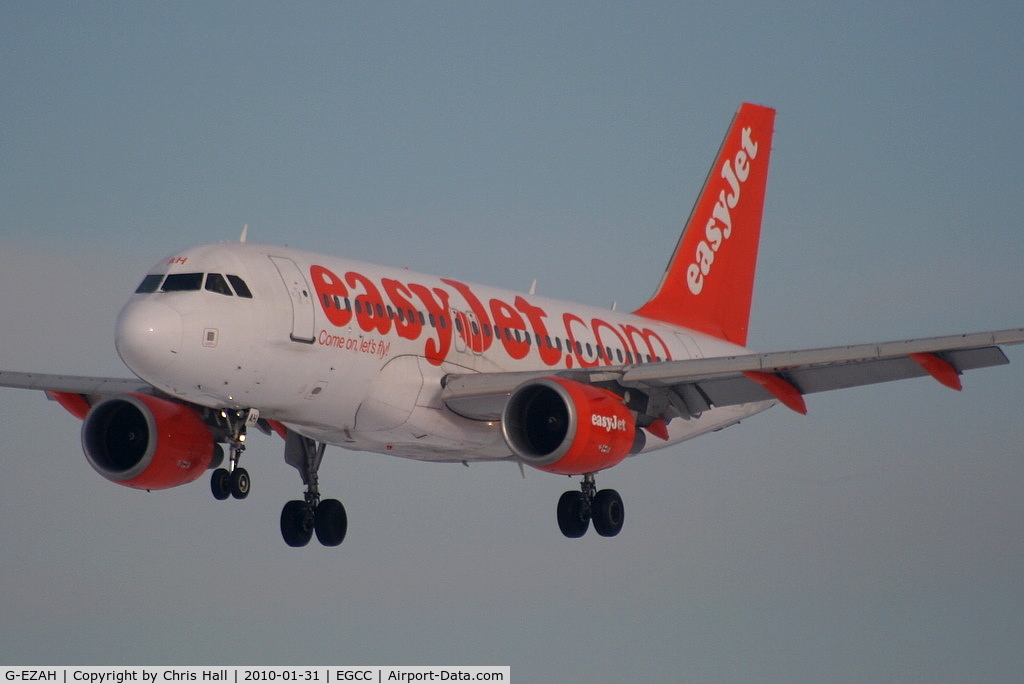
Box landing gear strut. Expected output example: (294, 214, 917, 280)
(556, 473, 623, 538)
(280, 432, 347, 547)
(210, 409, 256, 500)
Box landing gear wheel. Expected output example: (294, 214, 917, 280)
(229, 467, 251, 499)
(557, 490, 590, 538)
(281, 500, 313, 547)
(283, 434, 349, 548)
(211, 409, 257, 502)
(210, 468, 231, 501)
(592, 488, 624, 537)
(314, 499, 348, 547)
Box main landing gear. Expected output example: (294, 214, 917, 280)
(280, 432, 347, 547)
(210, 409, 255, 501)
(556, 473, 624, 538)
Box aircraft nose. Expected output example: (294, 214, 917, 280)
(115, 299, 183, 380)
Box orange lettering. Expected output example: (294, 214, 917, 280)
(310, 265, 352, 327)
(592, 318, 629, 366)
(346, 271, 391, 335)
(515, 296, 561, 367)
(441, 278, 493, 353)
(382, 278, 423, 341)
(563, 313, 598, 368)
(408, 282, 453, 366)
(490, 298, 529, 360)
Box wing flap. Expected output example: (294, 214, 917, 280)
(620, 330, 1023, 388)
(441, 328, 1024, 421)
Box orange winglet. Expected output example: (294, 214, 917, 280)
(909, 352, 962, 391)
(742, 371, 807, 414)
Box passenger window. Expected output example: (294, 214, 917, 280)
(205, 273, 234, 296)
(135, 274, 164, 293)
(162, 273, 204, 291)
(227, 275, 253, 299)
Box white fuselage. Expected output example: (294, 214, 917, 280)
(115, 242, 773, 463)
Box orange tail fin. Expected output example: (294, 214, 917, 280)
(634, 103, 775, 346)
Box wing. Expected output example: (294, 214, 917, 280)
(0, 370, 168, 417)
(0, 370, 155, 395)
(441, 328, 1024, 422)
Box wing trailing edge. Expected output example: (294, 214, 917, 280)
(442, 328, 1024, 422)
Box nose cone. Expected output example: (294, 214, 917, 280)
(115, 299, 183, 381)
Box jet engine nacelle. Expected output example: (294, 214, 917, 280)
(81, 393, 217, 490)
(501, 377, 641, 475)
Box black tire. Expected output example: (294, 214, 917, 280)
(281, 500, 313, 547)
(556, 490, 590, 538)
(229, 468, 251, 500)
(314, 499, 348, 547)
(210, 468, 231, 500)
(592, 489, 624, 537)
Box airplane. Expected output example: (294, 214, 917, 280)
(3, 102, 1022, 547)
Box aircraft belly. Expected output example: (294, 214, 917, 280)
(293, 404, 508, 462)
(276, 354, 508, 462)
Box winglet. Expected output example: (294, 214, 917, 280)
(634, 103, 775, 346)
(909, 352, 963, 391)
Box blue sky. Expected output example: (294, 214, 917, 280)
(2, 2, 1023, 680)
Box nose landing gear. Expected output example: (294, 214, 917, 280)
(210, 409, 256, 500)
(556, 473, 624, 539)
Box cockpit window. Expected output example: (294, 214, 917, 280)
(227, 274, 253, 298)
(135, 274, 164, 294)
(134, 270, 253, 298)
(204, 273, 233, 296)
(161, 273, 204, 292)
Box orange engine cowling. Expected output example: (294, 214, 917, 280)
(501, 377, 642, 475)
(81, 393, 217, 490)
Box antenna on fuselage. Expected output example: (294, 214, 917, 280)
(239, 224, 249, 243)
(529, 279, 537, 296)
